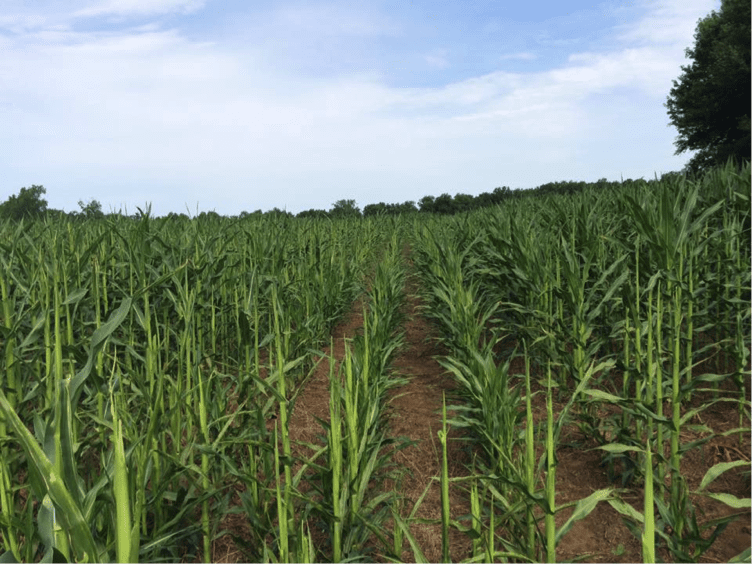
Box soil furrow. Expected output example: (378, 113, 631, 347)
(386, 253, 473, 563)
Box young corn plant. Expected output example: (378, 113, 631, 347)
(303, 235, 411, 562)
(0, 295, 133, 562)
(0, 209, 394, 562)
(595, 164, 752, 562)
(440, 353, 614, 563)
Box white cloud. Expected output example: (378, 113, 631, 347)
(0, 0, 718, 214)
(499, 52, 537, 61)
(0, 13, 51, 33)
(423, 49, 450, 69)
(270, 4, 399, 37)
(614, 0, 720, 46)
(74, 0, 206, 18)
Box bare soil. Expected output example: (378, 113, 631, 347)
(385, 266, 473, 563)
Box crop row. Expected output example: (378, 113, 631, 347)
(409, 161, 751, 562)
(0, 212, 391, 562)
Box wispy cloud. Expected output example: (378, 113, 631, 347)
(74, 0, 206, 18)
(0, 0, 719, 214)
(423, 48, 450, 68)
(615, 0, 720, 46)
(0, 13, 52, 33)
(269, 4, 399, 37)
(499, 52, 537, 61)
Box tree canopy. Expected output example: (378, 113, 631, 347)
(665, 0, 751, 175)
(0, 185, 48, 220)
(78, 198, 104, 218)
(329, 199, 361, 218)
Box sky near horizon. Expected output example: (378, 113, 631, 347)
(1, 0, 719, 216)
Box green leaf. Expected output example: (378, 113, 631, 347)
(0, 391, 100, 563)
(697, 460, 750, 492)
(18, 314, 45, 350)
(608, 498, 644, 524)
(555, 489, 612, 546)
(583, 389, 624, 403)
(702, 492, 751, 509)
(0, 551, 19, 563)
(62, 288, 88, 306)
(595, 444, 643, 455)
(69, 297, 132, 404)
(729, 547, 752, 563)
(37, 495, 55, 556)
(392, 513, 428, 564)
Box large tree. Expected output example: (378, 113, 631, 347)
(329, 199, 361, 218)
(665, 0, 750, 176)
(78, 198, 104, 218)
(0, 185, 48, 220)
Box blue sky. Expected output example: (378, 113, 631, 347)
(1, 0, 719, 216)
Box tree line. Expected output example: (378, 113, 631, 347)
(0, 173, 694, 222)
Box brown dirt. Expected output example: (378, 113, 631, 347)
(385, 266, 474, 563)
(287, 297, 368, 458)
(517, 360, 751, 563)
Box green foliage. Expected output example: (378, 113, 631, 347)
(77, 198, 104, 218)
(362, 201, 417, 216)
(665, 0, 751, 175)
(0, 185, 48, 220)
(0, 211, 383, 562)
(0, 162, 747, 563)
(266, 206, 293, 218)
(433, 193, 454, 214)
(329, 198, 361, 218)
(409, 161, 750, 563)
(297, 208, 329, 219)
(418, 195, 435, 212)
(414, 187, 512, 214)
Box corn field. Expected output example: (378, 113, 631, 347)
(0, 162, 750, 563)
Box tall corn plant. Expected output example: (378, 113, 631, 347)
(598, 164, 751, 562)
(624, 175, 722, 503)
(310, 233, 410, 562)
(411, 213, 614, 562)
(0, 210, 390, 562)
(474, 210, 558, 356)
(0, 295, 132, 562)
(410, 222, 496, 362)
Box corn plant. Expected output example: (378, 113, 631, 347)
(0, 210, 391, 562)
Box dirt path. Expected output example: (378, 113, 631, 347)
(285, 246, 474, 562)
(287, 297, 367, 457)
(386, 264, 473, 563)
